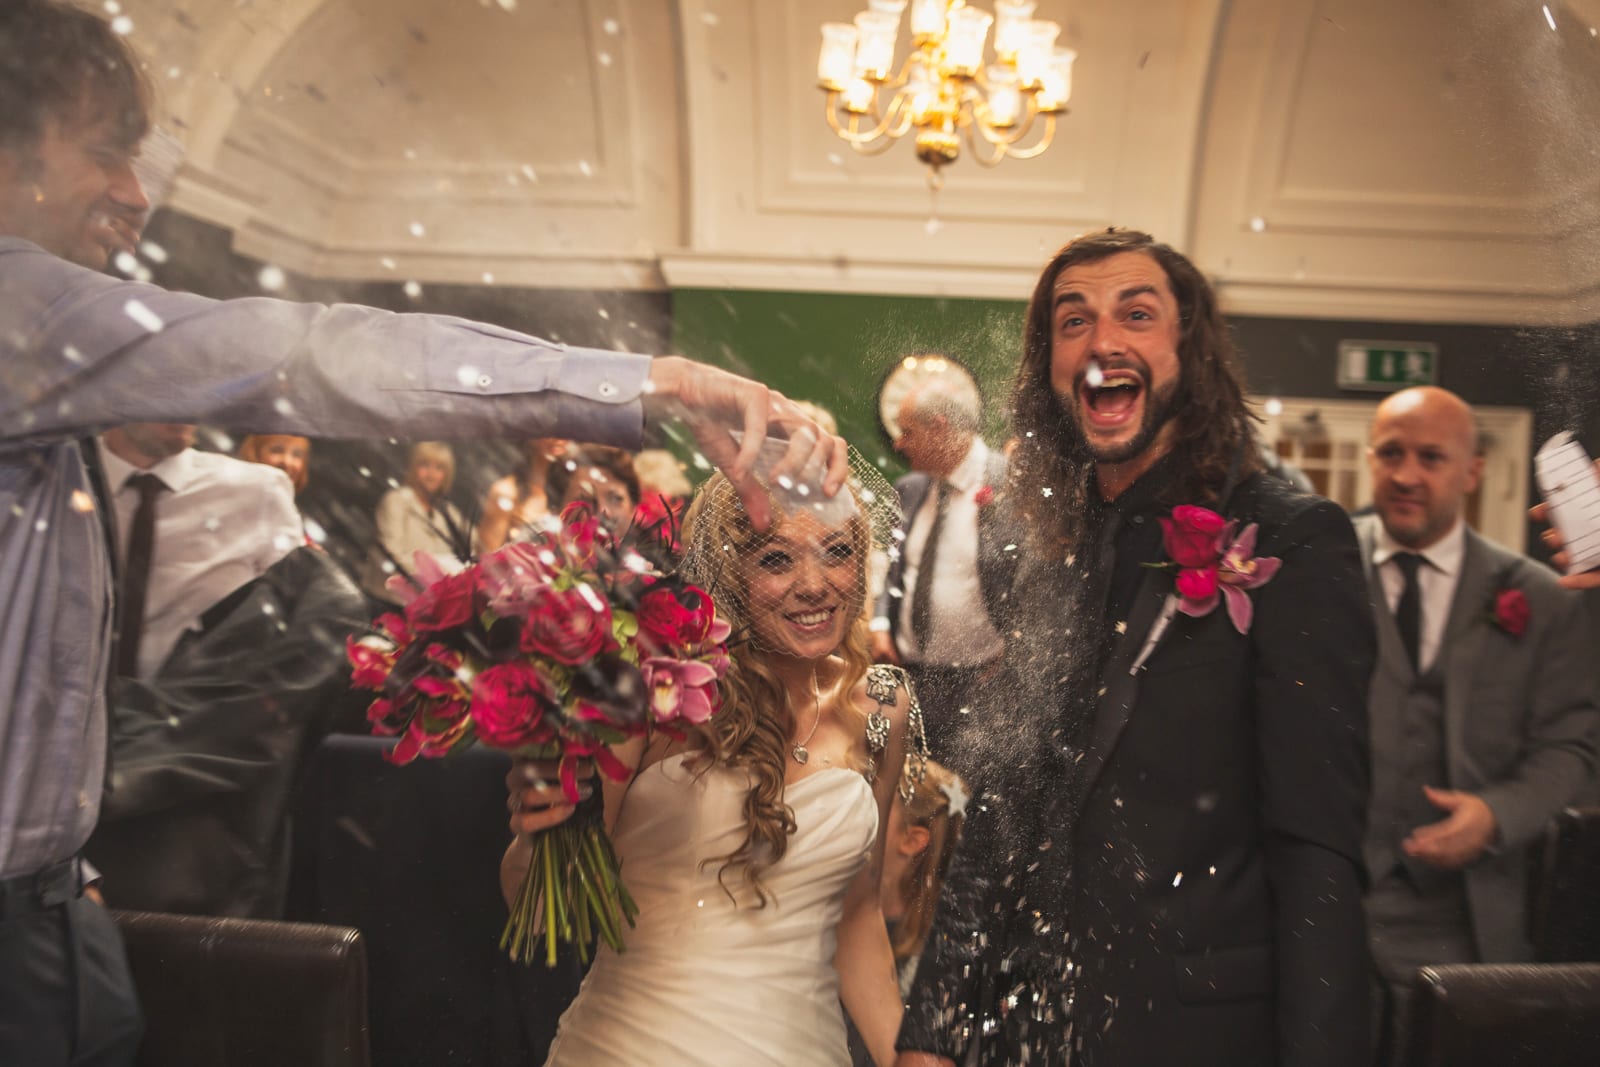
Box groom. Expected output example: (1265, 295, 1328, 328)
(895, 230, 1374, 1066)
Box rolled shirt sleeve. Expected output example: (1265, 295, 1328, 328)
(0, 238, 651, 447)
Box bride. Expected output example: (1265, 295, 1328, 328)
(502, 468, 926, 1067)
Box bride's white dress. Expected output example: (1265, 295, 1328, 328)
(542, 752, 879, 1067)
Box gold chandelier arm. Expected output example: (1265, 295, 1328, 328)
(1002, 112, 1057, 160)
(824, 90, 900, 146)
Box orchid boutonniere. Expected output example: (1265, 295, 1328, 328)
(1154, 505, 1283, 634)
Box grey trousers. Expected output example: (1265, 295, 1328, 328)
(1366, 870, 1476, 1066)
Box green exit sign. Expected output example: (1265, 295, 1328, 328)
(1337, 340, 1438, 392)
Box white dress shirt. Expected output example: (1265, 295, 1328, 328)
(99, 444, 305, 681)
(1372, 518, 1466, 674)
(896, 438, 1005, 667)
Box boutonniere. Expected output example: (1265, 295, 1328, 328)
(1153, 505, 1283, 634)
(1490, 587, 1530, 637)
(973, 485, 996, 508)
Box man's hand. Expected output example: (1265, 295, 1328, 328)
(506, 757, 593, 836)
(645, 356, 848, 530)
(1403, 786, 1497, 869)
(869, 630, 901, 665)
(894, 1054, 956, 1067)
(1531, 491, 1600, 590)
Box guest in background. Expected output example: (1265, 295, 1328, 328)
(237, 433, 312, 496)
(88, 421, 364, 917)
(362, 441, 472, 605)
(871, 377, 1012, 757)
(548, 444, 640, 534)
(480, 437, 567, 551)
(634, 448, 693, 504)
(1356, 386, 1600, 1062)
(98, 422, 303, 682)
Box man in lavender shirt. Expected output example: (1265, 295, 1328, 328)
(0, 3, 843, 1063)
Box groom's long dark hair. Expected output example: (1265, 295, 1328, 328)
(1009, 228, 1260, 547)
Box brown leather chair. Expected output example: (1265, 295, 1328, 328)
(1528, 807, 1600, 962)
(113, 910, 370, 1067)
(1404, 962, 1600, 1067)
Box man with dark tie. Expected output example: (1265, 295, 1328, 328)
(870, 375, 1010, 757)
(97, 423, 303, 683)
(1356, 385, 1600, 1061)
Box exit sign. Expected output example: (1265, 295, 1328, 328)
(1337, 340, 1438, 392)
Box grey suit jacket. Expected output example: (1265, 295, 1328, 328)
(1356, 515, 1600, 960)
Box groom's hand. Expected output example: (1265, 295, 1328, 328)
(645, 356, 848, 530)
(506, 757, 593, 835)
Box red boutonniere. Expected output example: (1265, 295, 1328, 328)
(1155, 505, 1283, 634)
(1491, 588, 1530, 637)
(974, 485, 996, 508)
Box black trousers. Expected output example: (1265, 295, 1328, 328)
(904, 661, 996, 770)
(0, 859, 143, 1067)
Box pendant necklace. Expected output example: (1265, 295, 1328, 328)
(792, 670, 823, 765)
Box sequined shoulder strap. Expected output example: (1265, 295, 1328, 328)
(863, 664, 929, 802)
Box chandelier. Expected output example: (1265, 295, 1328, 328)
(816, 0, 1075, 175)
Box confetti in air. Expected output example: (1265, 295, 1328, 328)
(257, 265, 286, 292)
(1085, 358, 1105, 390)
(409, 222, 426, 238)
(403, 281, 423, 299)
(1249, 216, 1267, 232)
(123, 299, 164, 333)
(110, 14, 133, 35)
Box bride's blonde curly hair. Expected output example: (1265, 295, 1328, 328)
(678, 472, 874, 906)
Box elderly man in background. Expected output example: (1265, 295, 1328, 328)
(0, 3, 843, 1064)
(871, 376, 1012, 758)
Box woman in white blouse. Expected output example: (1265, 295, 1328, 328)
(361, 441, 472, 604)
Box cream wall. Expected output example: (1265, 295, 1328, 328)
(122, 0, 1600, 325)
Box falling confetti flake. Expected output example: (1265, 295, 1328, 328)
(110, 14, 133, 35)
(409, 222, 426, 238)
(403, 281, 423, 299)
(124, 299, 164, 333)
(257, 265, 286, 292)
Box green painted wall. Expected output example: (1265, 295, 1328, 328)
(670, 288, 1027, 478)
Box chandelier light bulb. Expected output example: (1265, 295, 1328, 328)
(843, 77, 876, 114)
(944, 7, 994, 77)
(853, 10, 902, 81)
(986, 66, 1022, 127)
(1015, 19, 1061, 88)
(909, 0, 948, 40)
(817, 23, 859, 89)
(1036, 47, 1076, 111)
(992, 0, 1038, 61)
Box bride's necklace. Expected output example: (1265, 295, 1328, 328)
(791, 670, 823, 765)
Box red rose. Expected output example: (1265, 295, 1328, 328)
(404, 568, 479, 633)
(1175, 566, 1220, 603)
(520, 584, 616, 664)
(469, 661, 560, 748)
(1160, 505, 1231, 569)
(974, 485, 996, 508)
(1494, 588, 1530, 637)
(347, 635, 395, 689)
(636, 585, 715, 651)
(558, 501, 605, 569)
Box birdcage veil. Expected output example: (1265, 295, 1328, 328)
(678, 440, 901, 658)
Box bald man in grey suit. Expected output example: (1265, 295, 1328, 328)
(1357, 386, 1600, 1061)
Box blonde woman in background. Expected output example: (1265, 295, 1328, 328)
(361, 441, 471, 604)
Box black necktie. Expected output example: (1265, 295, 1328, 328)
(116, 472, 166, 679)
(1393, 552, 1423, 671)
(910, 481, 951, 653)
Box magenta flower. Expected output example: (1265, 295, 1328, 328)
(640, 657, 721, 725)
(1173, 521, 1281, 633)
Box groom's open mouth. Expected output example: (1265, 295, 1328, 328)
(1080, 365, 1146, 431)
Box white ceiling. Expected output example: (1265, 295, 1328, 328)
(126, 0, 1600, 324)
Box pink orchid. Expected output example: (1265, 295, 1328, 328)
(640, 657, 721, 725)
(477, 543, 558, 619)
(1172, 521, 1282, 633)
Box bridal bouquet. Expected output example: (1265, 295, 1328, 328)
(348, 501, 732, 965)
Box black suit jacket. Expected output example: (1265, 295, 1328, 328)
(876, 445, 1015, 652)
(87, 545, 368, 918)
(899, 471, 1374, 1067)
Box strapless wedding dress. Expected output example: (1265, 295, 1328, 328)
(543, 752, 879, 1067)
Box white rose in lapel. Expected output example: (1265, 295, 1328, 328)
(1156, 505, 1284, 634)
